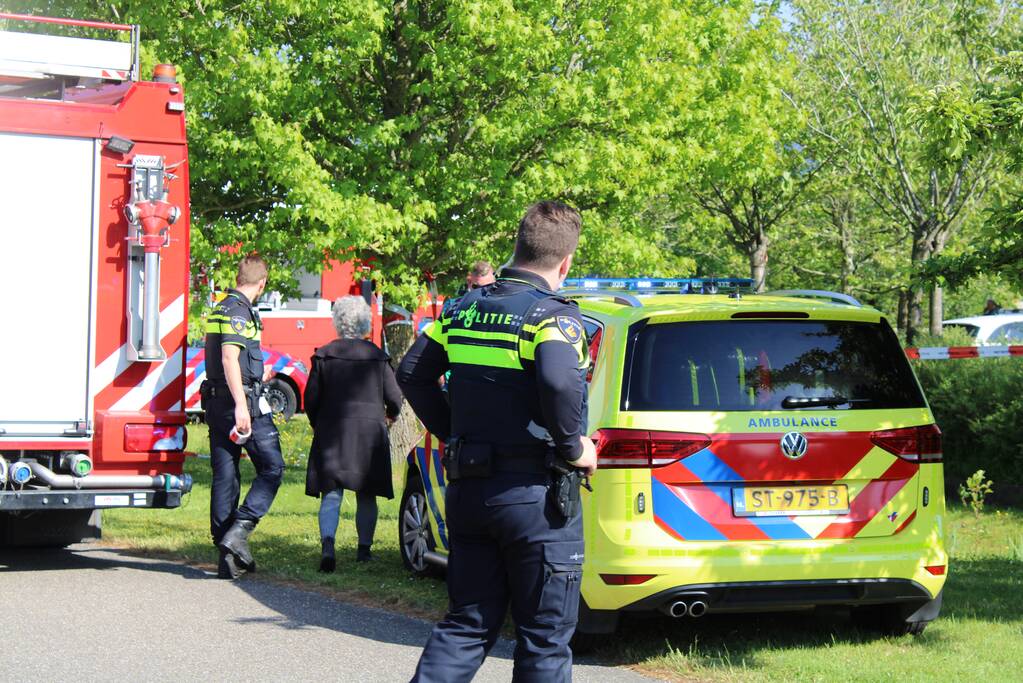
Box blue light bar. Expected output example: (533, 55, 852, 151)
(562, 277, 753, 294)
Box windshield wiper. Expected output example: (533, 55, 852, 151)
(781, 395, 850, 409)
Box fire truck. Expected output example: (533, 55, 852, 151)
(258, 258, 386, 365)
(255, 259, 442, 371)
(0, 14, 193, 545)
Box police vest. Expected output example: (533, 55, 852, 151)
(204, 289, 263, 384)
(425, 275, 588, 449)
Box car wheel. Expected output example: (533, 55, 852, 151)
(264, 377, 297, 419)
(399, 473, 441, 578)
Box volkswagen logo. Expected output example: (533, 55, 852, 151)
(780, 432, 808, 460)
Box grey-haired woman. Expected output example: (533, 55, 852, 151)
(304, 295, 402, 571)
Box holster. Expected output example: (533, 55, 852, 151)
(201, 381, 262, 414)
(546, 453, 584, 520)
(199, 380, 210, 411)
(443, 438, 493, 481)
(243, 382, 264, 415)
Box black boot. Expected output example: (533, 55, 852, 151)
(356, 544, 372, 563)
(319, 536, 336, 573)
(219, 519, 256, 571)
(217, 547, 242, 580)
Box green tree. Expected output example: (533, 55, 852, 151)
(770, 172, 909, 313)
(10, 1, 792, 308)
(922, 52, 1023, 292)
(678, 5, 807, 292)
(791, 0, 1016, 341)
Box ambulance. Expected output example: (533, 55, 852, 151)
(398, 279, 947, 640)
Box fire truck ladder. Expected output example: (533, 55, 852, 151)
(0, 13, 139, 95)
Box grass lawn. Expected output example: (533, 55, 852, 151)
(106, 418, 1023, 681)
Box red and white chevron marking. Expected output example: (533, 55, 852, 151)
(94, 294, 187, 412)
(905, 345, 1023, 360)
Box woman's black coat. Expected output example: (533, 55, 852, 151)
(304, 338, 403, 499)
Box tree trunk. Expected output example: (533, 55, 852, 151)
(927, 233, 949, 337)
(929, 285, 943, 337)
(907, 288, 925, 345)
(748, 230, 769, 293)
(383, 322, 423, 466)
(829, 196, 855, 294)
(906, 232, 932, 343)
(897, 290, 909, 334)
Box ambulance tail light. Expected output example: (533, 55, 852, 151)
(600, 574, 657, 585)
(870, 425, 942, 463)
(593, 429, 710, 468)
(124, 424, 188, 452)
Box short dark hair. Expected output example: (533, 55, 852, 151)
(511, 201, 582, 270)
(237, 253, 268, 286)
(469, 260, 493, 278)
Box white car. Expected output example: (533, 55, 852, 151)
(943, 312, 1023, 344)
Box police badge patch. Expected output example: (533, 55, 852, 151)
(230, 316, 248, 335)
(556, 316, 583, 343)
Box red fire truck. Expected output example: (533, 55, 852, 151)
(0, 14, 192, 545)
(256, 258, 444, 366)
(258, 258, 386, 365)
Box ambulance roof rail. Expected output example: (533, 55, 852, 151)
(0, 13, 139, 82)
(766, 289, 862, 307)
(559, 289, 643, 308)
(562, 277, 754, 296)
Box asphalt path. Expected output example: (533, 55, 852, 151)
(1, 544, 652, 682)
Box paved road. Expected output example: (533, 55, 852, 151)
(1, 545, 651, 682)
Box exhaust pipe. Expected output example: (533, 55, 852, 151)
(664, 600, 688, 618)
(27, 462, 193, 493)
(423, 550, 448, 569)
(688, 600, 708, 618)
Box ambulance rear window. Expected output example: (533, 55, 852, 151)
(621, 319, 925, 412)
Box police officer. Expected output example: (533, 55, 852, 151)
(440, 260, 497, 318)
(398, 201, 598, 681)
(202, 254, 285, 579)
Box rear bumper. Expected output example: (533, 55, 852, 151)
(622, 577, 934, 614)
(0, 488, 182, 511)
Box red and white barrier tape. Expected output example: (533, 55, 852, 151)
(905, 345, 1023, 360)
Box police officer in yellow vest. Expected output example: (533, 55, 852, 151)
(398, 201, 598, 681)
(202, 254, 285, 579)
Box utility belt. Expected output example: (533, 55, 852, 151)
(443, 438, 589, 519)
(199, 379, 264, 413)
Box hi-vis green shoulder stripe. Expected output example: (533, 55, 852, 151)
(519, 324, 587, 363)
(205, 320, 259, 338)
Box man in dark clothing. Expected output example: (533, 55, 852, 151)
(203, 254, 285, 579)
(441, 260, 497, 318)
(398, 201, 597, 682)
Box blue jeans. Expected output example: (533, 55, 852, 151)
(207, 394, 285, 544)
(318, 488, 378, 546)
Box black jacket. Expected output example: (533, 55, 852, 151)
(304, 338, 403, 499)
(396, 267, 588, 462)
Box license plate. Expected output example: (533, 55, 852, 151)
(732, 485, 849, 517)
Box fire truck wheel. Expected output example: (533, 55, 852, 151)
(265, 378, 298, 420)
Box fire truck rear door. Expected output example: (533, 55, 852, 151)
(0, 133, 96, 437)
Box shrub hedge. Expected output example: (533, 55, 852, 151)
(914, 357, 1023, 491)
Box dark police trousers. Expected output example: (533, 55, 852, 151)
(412, 472, 584, 682)
(206, 392, 285, 544)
